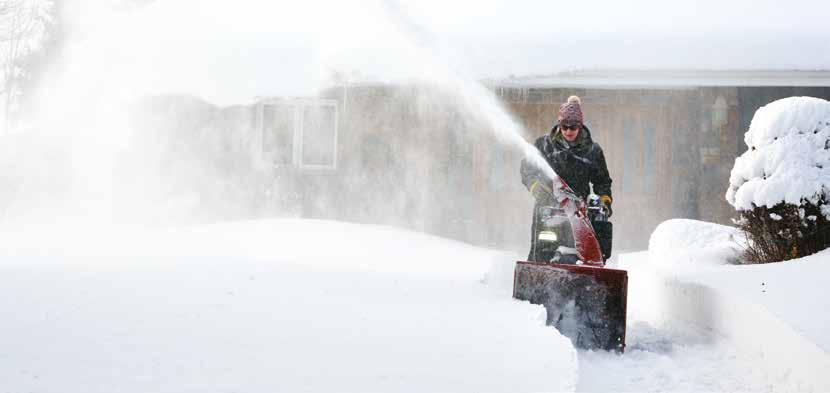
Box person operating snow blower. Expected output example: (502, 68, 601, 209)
(520, 95, 614, 263)
(513, 96, 626, 351)
(514, 97, 625, 351)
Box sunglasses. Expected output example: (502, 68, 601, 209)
(561, 123, 581, 131)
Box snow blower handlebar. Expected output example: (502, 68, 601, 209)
(587, 184, 608, 222)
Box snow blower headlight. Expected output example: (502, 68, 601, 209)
(538, 231, 558, 242)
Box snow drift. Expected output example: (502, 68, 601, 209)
(648, 219, 742, 267)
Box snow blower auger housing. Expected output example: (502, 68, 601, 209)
(513, 174, 627, 352)
(513, 262, 627, 352)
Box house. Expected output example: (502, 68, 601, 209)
(122, 70, 830, 253)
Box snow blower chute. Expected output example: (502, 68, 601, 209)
(513, 176, 627, 352)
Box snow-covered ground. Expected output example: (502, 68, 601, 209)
(647, 219, 830, 353)
(613, 219, 830, 392)
(572, 221, 805, 392)
(0, 220, 576, 393)
(3, 218, 829, 392)
(576, 320, 778, 393)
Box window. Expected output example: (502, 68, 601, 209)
(621, 118, 635, 194)
(620, 117, 658, 194)
(712, 96, 728, 129)
(258, 99, 338, 170)
(299, 102, 338, 169)
(642, 120, 656, 194)
(260, 103, 297, 166)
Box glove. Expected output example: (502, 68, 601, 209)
(529, 178, 553, 204)
(600, 195, 613, 218)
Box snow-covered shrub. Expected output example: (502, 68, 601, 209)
(726, 97, 830, 263)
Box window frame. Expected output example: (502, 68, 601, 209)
(256, 98, 339, 170)
(297, 99, 339, 171)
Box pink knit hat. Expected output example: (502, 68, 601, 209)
(558, 95, 583, 124)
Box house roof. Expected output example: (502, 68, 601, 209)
(487, 70, 830, 89)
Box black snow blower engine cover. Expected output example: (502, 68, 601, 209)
(513, 176, 628, 352)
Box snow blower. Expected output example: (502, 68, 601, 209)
(513, 178, 628, 352)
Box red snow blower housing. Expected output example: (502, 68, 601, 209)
(513, 176, 628, 352)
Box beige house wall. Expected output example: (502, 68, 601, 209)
(115, 83, 830, 255)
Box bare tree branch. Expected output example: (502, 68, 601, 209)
(0, 0, 52, 131)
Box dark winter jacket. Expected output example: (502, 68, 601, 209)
(520, 124, 613, 262)
(520, 124, 612, 201)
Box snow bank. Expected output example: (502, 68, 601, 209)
(690, 250, 830, 353)
(648, 219, 742, 267)
(621, 250, 830, 392)
(0, 220, 577, 393)
(727, 96, 830, 211)
(647, 218, 830, 350)
(626, 218, 830, 391)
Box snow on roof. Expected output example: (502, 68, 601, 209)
(727, 96, 830, 211)
(488, 70, 830, 89)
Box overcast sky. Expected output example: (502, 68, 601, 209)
(405, 0, 830, 75)
(55, 0, 830, 104)
(402, 0, 830, 37)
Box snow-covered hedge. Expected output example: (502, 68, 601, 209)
(727, 97, 830, 262)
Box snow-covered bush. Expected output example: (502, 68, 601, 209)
(726, 97, 830, 263)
